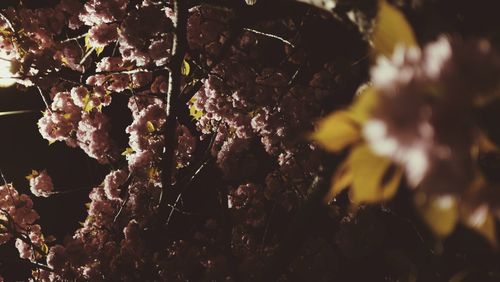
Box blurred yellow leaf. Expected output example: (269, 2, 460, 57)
(372, 0, 417, 57)
(461, 205, 497, 248)
(350, 85, 378, 124)
(312, 86, 379, 153)
(312, 111, 361, 153)
(348, 144, 402, 203)
(415, 194, 458, 238)
(324, 158, 353, 203)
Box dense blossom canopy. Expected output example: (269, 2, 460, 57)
(1, 0, 500, 281)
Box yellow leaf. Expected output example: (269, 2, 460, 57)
(415, 193, 458, 238)
(181, 60, 190, 76)
(81, 93, 93, 112)
(60, 56, 69, 66)
(25, 169, 39, 180)
(372, 0, 417, 57)
(41, 243, 49, 255)
(461, 205, 497, 247)
(84, 34, 92, 52)
(146, 121, 156, 133)
(324, 157, 353, 204)
(147, 166, 158, 179)
(95, 46, 105, 56)
(312, 111, 361, 153)
(189, 97, 203, 120)
(121, 147, 135, 156)
(350, 85, 378, 124)
(83, 102, 94, 113)
(348, 144, 402, 203)
(312, 86, 379, 153)
(63, 113, 72, 119)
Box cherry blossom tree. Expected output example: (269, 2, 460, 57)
(1, 0, 500, 281)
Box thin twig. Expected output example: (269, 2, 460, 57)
(113, 193, 130, 223)
(60, 34, 86, 43)
(243, 27, 295, 48)
(79, 47, 95, 66)
(165, 158, 212, 227)
(36, 87, 52, 113)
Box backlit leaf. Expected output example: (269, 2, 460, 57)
(189, 97, 203, 120)
(121, 147, 135, 156)
(312, 111, 361, 153)
(372, 0, 417, 57)
(350, 85, 378, 124)
(25, 169, 39, 180)
(348, 144, 402, 203)
(461, 204, 497, 247)
(312, 86, 378, 153)
(41, 243, 49, 255)
(84, 34, 92, 52)
(415, 193, 458, 238)
(181, 60, 190, 76)
(146, 121, 156, 133)
(95, 46, 105, 56)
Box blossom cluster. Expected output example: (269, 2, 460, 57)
(365, 37, 500, 195)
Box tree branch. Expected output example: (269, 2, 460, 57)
(159, 0, 189, 206)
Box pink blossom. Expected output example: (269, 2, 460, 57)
(29, 170, 54, 197)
